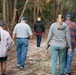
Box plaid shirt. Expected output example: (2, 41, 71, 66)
(65, 20, 76, 48)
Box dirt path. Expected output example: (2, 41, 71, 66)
(0, 39, 76, 75)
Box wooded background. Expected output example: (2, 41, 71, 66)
(0, 0, 76, 31)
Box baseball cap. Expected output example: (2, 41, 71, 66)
(65, 14, 72, 18)
(21, 16, 27, 20)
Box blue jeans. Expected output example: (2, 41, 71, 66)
(50, 45, 66, 75)
(16, 38, 28, 68)
(64, 48, 74, 73)
(37, 35, 42, 47)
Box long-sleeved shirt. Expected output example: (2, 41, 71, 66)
(34, 21, 45, 33)
(0, 28, 13, 57)
(65, 20, 76, 48)
(46, 22, 71, 48)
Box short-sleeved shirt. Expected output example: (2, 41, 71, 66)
(13, 21, 33, 38)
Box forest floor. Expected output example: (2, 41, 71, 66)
(0, 36, 76, 75)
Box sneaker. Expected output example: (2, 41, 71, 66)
(64, 72, 71, 75)
(20, 67, 25, 70)
(36, 47, 40, 49)
(17, 64, 20, 68)
(20, 67, 23, 69)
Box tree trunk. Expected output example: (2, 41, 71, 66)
(6, 0, 10, 24)
(53, 0, 64, 22)
(2, 0, 6, 23)
(34, 1, 37, 23)
(9, 0, 13, 23)
(36, 0, 40, 18)
(18, 0, 29, 22)
(11, 0, 17, 26)
(53, 0, 57, 22)
(57, 0, 63, 14)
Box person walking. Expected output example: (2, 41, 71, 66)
(64, 14, 76, 75)
(0, 21, 13, 75)
(46, 14, 71, 75)
(34, 17, 45, 49)
(12, 16, 33, 69)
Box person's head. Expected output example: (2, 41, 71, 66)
(57, 14, 63, 24)
(37, 17, 41, 21)
(21, 16, 27, 22)
(0, 21, 5, 27)
(65, 14, 72, 20)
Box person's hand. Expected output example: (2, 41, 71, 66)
(46, 44, 50, 49)
(12, 40, 15, 46)
(68, 47, 72, 52)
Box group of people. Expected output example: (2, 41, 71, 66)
(46, 14, 76, 75)
(0, 13, 76, 75)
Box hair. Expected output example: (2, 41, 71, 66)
(57, 14, 63, 19)
(57, 14, 63, 29)
(37, 17, 41, 21)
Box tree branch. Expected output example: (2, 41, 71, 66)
(18, 0, 29, 22)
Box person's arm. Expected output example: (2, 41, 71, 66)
(28, 27, 33, 43)
(12, 25, 17, 44)
(34, 23, 36, 32)
(66, 25, 71, 51)
(28, 26, 33, 39)
(12, 34, 16, 41)
(42, 22, 45, 32)
(7, 33, 14, 50)
(73, 24, 76, 47)
(46, 24, 53, 46)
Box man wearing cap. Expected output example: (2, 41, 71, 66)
(12, 16, 33, 69)
(0, 21, 13, 75)
(64, 14, 76, 75)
